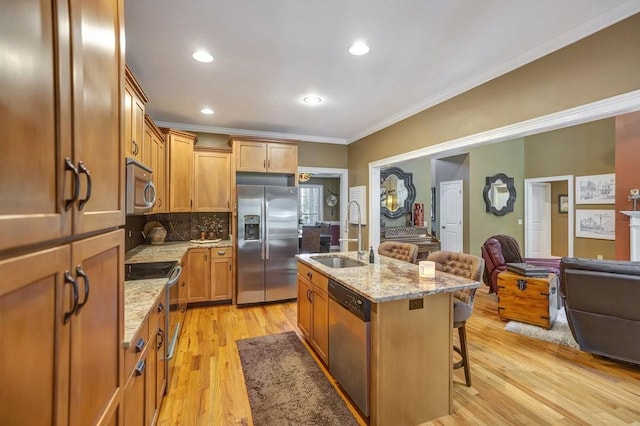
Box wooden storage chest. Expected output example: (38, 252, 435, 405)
(497, 271, 559, 329)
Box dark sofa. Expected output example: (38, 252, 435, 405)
(560, 257, 640, 365)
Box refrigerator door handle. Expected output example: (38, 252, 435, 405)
(265, 200, 270, 260)
(261, 200, 266, 261)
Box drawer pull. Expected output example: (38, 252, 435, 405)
(157, 329, 165, 350)
(64, 157, 80, 211)
(75, 266, 90, 314)
(134, 337, 145, 353)
(63, 271, 79, 323)
(157, 302, 164, 313)
(217, 250, 226, 255)
(134, 359, 146, 376)
(307, 271, 312, 279)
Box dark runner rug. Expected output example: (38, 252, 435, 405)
(237, 331, 359, 426)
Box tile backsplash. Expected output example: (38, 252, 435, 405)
(125, 212, 231, 251)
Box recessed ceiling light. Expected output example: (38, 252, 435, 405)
(192, 50, 213, 63)
(349, 41, 370, 56)
(200, 108, 214, 115)
(302, 95, 322, 105)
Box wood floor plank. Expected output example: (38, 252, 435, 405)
(157, 288, 640, 425)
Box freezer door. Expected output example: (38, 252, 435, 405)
(237, 185, 265, 304)
(265, 186, 299, 302)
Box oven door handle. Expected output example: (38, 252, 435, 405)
(166, 265, 182, 288)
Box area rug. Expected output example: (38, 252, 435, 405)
(504, 308, 580, 349)
(237, 331, 359, 426)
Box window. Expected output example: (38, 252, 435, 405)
(299, 185, 323, 225)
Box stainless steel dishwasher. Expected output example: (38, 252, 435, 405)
(328, 279, 371, 417)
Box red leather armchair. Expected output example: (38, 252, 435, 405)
(481, 235, 561, 293)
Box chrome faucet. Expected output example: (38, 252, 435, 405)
(340, 200, 365, 257)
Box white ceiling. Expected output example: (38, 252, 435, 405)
(124, 1, 639, 145)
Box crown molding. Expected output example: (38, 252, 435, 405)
(153, 121, 347, 145)
(349, 1, 640, 144)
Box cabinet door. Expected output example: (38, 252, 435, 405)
(194, 151, 232, 211)
(167, 133, 194, 212)
(156, 308, 167, 407)
(210, 250, 233, 301)
(0, 245, 71, 426)
(267, 143, 297, 173)
(235, 140, 267, 172)
(154, 132, 166, 213)
(132, 95, 145, 162)
(124, 356, 147, 426)
(297, 276, 312, 340)
(70, 0, 124, 234)
(188, 248, 210, 303)
(69, 230, 124, 426)
(0, 0, 72, 251)
(124, 81, 135, 159)
(147, 325, 158, 425)
(311, 285, 329, 363)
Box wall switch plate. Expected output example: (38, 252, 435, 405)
(518, 219, 523, 225)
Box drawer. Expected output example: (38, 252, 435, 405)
(148, 294, 164, 337)
(125, 319, 149, 380)
(297, 262, 328, 293)
(210, 247, 232, 258)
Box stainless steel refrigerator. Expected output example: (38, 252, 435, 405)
(237, 185, 299, 305)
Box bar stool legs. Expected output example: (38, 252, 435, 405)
(453, 320, 471, 387)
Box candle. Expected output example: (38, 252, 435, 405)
(419, 261, 436, 278)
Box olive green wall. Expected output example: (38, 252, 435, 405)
(468, 140, 525, 257)
(194, 132, 228, 148)
(298, 142, 348, 169)
(551, 181, 569, 257)
(348, 14, 640, 249)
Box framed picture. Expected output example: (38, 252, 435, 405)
(575, 209, 615, 240)
(575, 173, 615, 204)
(558, 194, 569, 214)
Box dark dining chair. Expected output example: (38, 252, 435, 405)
(300, 226, 322, 253)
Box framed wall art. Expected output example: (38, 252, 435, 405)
(575, 173, 615, 204)
(575, 209, 615, 240)
(558, 194, 569, 214)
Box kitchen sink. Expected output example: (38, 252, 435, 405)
(125, 261, 178, 280)
(310, 255, 367, 269)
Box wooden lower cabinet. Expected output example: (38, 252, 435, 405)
(187, 248, 233, 304)
(123, 291, 166, 425)
(296, 262, 329, 364)
(0, 230, 124, 426)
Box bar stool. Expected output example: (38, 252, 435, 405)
(426, 250, 484, 386)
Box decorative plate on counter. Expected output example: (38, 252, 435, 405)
(190, 239, 222, 244)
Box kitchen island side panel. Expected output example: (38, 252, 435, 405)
(370, 292, 452, 425)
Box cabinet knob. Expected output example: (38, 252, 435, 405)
(134, 359, 146, 376)
(134, 337, 145, 353)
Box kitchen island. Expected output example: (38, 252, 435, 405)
(296, 251, 481, 425)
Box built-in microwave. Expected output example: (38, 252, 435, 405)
(126, 158, 156, 215)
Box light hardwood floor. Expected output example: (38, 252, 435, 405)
(157, 287, 640, 425)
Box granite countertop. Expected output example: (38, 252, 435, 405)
(123, 240, 233, 348)
(123, 278, 166, 348)
(296, 251, 480, 303)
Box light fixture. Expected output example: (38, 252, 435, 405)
(302, 95, 322, 105)
(200, 108, 214, 115)
(349, 41, 370, 56)
(192, 50, 213, 63)
(299, 172, 312, 182)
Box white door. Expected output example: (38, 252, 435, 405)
(439, 180, 463, 252)
(526, 182, 551, 257)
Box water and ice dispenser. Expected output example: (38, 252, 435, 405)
(243, 215, 260, 241)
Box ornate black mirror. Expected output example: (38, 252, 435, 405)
(483, 173, 516, 216)
(380, 167, 416, 219)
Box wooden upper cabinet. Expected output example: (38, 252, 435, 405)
(194, 149, 233, 212)
(163, 128, 196, 212)
(144, 115, 166, 213)
(124, 66, 148, 163)
(0, 0, 124, 253)
(231, 137, 298, 174)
